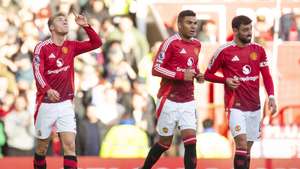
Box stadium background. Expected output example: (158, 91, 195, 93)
(0, 0, 300, 168)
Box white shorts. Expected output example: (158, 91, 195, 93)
(156, 98, 197, 136)
(35, 100, 76, 139)
(229, 108, 261, 141)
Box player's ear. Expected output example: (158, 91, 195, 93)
(177, 21, 182, 30)
(50, 24, 55, 31)
(233, 27, 238, 33)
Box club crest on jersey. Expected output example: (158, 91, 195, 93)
(242, 65, 251, 75)
(162, 127, 169, 133)
(187, 57, 194, 67)
(34, 55, 40, 65)
(62, 47, 68, 54)
(56, 58, 64, 67)
(250, 52, 257, 60)
(194, 48, 199, 56)
(235, 125, 241, 132)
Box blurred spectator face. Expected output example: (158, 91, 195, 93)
(119, 17, 133, 32)
(6, 27, 18, 45)
(59, 3, 71, 14)
(178, 16, 198, 39)
(80, 65, 98, 90)
(92, 0, 105, 13)
(14, 95, 27, 112)
(49, 15, 69, 35)
(101, 19, 113, 33)
(206, 21, 217, 35)
(90, 18, 100, 33)
(22, 21, 39, 38)
(86, 105, 98, 122)
(132, 94, 146, 110)
(108, 42, 124, 64)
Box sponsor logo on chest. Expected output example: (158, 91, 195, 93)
(56, 58, 64, 67)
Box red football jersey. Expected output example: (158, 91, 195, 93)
(32, 25, 102, 103)
(152, 34, 201, 102)
(205, 41, 274, 111)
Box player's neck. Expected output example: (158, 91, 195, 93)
(51, 34, 66, 46)
(178, 32, 192, 41)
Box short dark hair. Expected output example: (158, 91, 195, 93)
(48, 12, 66, 30)
(178, 10, 196, 23)
(231, 15, 252, 29)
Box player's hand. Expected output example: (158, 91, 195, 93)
(184, 68, 196, 81)
(225, 77, 240, 90)
(72, 10, 89, 27)
(195, 72, 205, 83)
(268, 97, 277, 117)
(47, 89, 60, 102)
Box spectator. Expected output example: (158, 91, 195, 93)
(77, 104, 107, 156)
(279, 11, 299, 41)
(14, 54, 34, 84)
(132, 78, 156, 144)
(105, 40, 137, 83)
(254, 15, 273, 42)
(100, 123, 149, 158)
(198, 20, 218, 43)
(81, 0, 109, 23)
(3, 94, 34, 156)
(195, 119, 232, 158)
(118, 16, 149, 65)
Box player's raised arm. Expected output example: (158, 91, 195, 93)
(72, 10, 102, 55)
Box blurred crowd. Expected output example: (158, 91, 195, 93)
(0, 0, 299, 159)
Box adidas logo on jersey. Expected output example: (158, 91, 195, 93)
(49, 53, 56, 59)
(231, 55, 240, 62)
(180, 48, 187, 54)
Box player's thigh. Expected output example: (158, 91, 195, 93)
(178, 101, 197, 132)
(156, 99, 177, 136)
(56, 100, 76, 134)
(229, 108, 247, 138)
(35, 103, 57, 139)
(246, 109, 261, 141)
